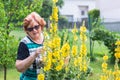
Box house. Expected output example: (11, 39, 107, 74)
(96, 0, 120, 32)
(96, 0, 120, 22)
(59, 0, 96, 22)
(59, 0, 120, 31)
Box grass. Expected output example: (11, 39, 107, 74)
(0, 28, 111, 80)
(0, 68, 20, 80)
(88, 59, 103, 80)
(0, 58, 105, 80)
(10, 28, 26, 40)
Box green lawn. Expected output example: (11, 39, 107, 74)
(0, 28, 112, 80)
(10, 28, 26, 40)
(0, 68, 20, 80)
(0, 58, 106, 80)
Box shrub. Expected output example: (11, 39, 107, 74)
(91, 28, 120, 63)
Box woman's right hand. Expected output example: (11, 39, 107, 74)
(35, 48, 45, 57)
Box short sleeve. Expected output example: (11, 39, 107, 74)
(16, 42, 29, 60)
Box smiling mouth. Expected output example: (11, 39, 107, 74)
(33, 32, 38, 35)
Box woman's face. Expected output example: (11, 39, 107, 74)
(26, 20, 42, 40)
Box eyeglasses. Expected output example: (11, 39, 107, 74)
(26, 25, 40, 32)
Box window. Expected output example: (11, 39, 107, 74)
(81, 10, 85, 15)
(79, 6, 88, 16)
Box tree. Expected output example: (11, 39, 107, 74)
(88, 9, 100, 61)
(40, 0, 64, 23)
(0, 0, 43, 80)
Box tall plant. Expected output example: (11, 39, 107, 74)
(38, 0, 68, 79)
(38, 0, 90, 80)
(0, 1, 43, 80)
(88, 9, 100, 61)
(91, 28, 120, 63)
(101, 40, 120, 80)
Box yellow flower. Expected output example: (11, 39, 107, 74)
(53, 6, 58, 13)
(115, 47, 120, 52)
(61, 42, 70, 57)
(50, 16, 52, 20)
(113, 70, 120, 76)
(72, 28, 78, 34)
(55, 65, 62, 71)
(55, 60, 64, 71)
(100, 75, 108, 80)
(42, 56, 47, 62)
(54, 37, 61, 47)
(53, 0, 58, 3)
(80, 34, 87, 41)
(83, 66, 87, 72)
(47, 52, 52, 59)
(44, 52, 52, 71)
(72, 23, 78, 34)
(74, 35, 78, 41)
(43, 32, 48, 37)
(52, 6, 58, 22)
(48, 39, 59, 49)
(52, 13, 58, 22)
(114, 53, 120, 58)
(115, 40, 120, 45)
(60, 60, 64, 67)
(102, 62, 107, 69)
(80, 65, 83, 71)
(72, 45, 77, 57)
(44, 60, 51, 71)
(103, 55, 108, 61)
(74, 58, 78, 66)
(53, 51, 60, 59)
(78, 57, 82, 63)
(38, 74, 45, 80)
(80, 26, 87, 32)
(52, 59, 57, 63)
(80, 44, 87, 56)
(53, 24, 57, 33)
(80, 21, 87, 32)
(50, 28, 52, 33)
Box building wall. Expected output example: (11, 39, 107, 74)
(59, 0, 96, 22)
(96, 0, 120, 22)
(59, 0, 120, 31)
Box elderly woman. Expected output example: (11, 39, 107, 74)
(15, 12, 46, 80)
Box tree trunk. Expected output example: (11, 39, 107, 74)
(4, 64, 7, 80)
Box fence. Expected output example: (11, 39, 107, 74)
(45, 18, 120, 32)
(103, 21, 120, 32)
(56, 19, 120, 32)
(57, 18, 89, 30)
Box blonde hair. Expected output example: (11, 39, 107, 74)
(23, 12, 46, 31)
